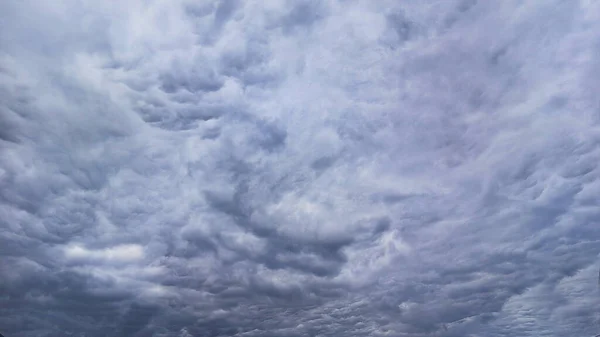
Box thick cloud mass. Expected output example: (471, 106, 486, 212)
(2, 1, 600, 336)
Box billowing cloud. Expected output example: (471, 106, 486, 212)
(2, 0, 600, 336)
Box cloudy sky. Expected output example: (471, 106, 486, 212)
(2, 0, 600, 336)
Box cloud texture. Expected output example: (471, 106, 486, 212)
(2, 0, 600, 336)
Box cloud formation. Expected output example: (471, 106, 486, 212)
(2, 0, 600, 336)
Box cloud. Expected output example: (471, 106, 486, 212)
(64, 244, 145, 264)
(2, 0, 600, 336)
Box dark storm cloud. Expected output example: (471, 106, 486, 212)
(2, 0, 600, 336)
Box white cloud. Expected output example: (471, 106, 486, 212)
(64, 244, 145, 263)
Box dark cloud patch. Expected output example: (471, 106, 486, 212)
(159, 67, 223, 94)
(159, 75, 222, 95)
(219, 39, 269, 74)
(380, 10, 418, 48)
(0, 109, 21, 144)
(0, 261, 134, 336)
(280, 0, 327, 35)
(117, 303, 161, 337)
(214, 0, 240, 30)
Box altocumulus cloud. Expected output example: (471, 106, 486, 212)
(2, 0, 600, 336)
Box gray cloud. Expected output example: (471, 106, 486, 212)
(2, 0, 600, 336)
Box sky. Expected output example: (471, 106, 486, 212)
(1, 0, 600, 336)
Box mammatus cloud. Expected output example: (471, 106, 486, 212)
(2, 0, 600, 336)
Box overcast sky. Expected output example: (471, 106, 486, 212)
(2, 1, 600, 336)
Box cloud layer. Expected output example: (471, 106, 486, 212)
(2, 0, 600, 336)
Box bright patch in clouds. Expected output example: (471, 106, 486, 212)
(64, 244, 145, 263)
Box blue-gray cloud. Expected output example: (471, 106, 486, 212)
(2, 0, 600, 336)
